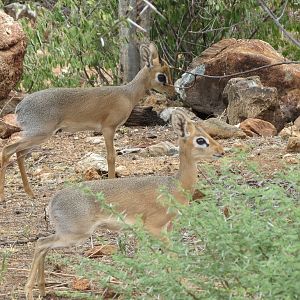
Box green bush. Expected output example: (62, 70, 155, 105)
(17, 0, 119, 92)
(1, 1, 299, 91)
(72, 154, 299, 299)
(153, 0, 300, 72)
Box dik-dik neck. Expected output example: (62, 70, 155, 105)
(124, 67, 150, 105)
(176, 143, 198, 195)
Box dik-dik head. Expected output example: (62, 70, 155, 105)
(140, 43, 176, 98)
(172, 109, 225, 160)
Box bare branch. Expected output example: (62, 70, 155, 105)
(142, 0, 166, 20)
(190, 22, 242, 34)
(257, 0, 300, 48)
(127, 18, 147, 32)
(277, 0, 289, 21)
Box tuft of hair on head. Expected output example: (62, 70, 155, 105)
(140, 42, 161, 68)
(148, 43, 159, 60)
(171, 108, 194, 138)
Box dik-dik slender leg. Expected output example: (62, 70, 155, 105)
(25, 233, 91, 300)
(36, 250, 48, 297)
(0, 135, 48, 201)
(102, 127, 116, 179)
(16, 149, 34, 198)
(25, 236, 54, 300)
(0, 142, 20, 201)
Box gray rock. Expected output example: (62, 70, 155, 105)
(76, 152, 108, 173)
(117, 148, 142, 155)
(199, 118, 246, 139)
(140, 141, 179, 157)
(160, 107, 199, 123)
(224, 76, 283, 129)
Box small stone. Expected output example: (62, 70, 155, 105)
(286, 137, 300, 153)
(147, 133, 158, 139)
(3, 114, 18, 127)
(282, 154, 299, 164)
(294, 115, 300, 130)
(240, 118, 277, 137)
(140, 141, 178, 157)
(76, 152, 108, 173)
(85, 136, 103, 144)
(192, 189, 205, 201)
(160, 107, 199, 123)
(279, 125, 300, 139)
(0, 119, 21, 139)
(117, 148, 141, 155)
(115, 165, 127, 173)
(232, 142, 249, 151)
(31, 151, 42, 161)
(33, 165, 55, 182)
(160, 107, 176, 122)
(72, 278, 90, 291)
(83, 168, 101, 180)
(84, 244, 118, 258)
(33, 165, 52, 176)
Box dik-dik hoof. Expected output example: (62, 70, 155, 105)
(25, 187, 35, 198)
(0, 188, 5, 202)
(24, 286, 34, 300)
(38, 283, 46, 297)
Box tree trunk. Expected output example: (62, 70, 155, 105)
(125, 106, 165, 126)
(119, 0, 140, 83)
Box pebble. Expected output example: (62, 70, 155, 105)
(85, 136, 104, 144)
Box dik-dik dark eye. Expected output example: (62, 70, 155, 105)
(194, 137, 209, 148)
(156, 73, 167, 84)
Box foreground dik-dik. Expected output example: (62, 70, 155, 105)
(25, 109, 224, 300)
(0, 43, 175, 201)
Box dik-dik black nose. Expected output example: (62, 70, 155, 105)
(213, 152, 224, 158)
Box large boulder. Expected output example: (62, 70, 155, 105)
(182, 39, 300, 128)
(224, 76, 283, 128)
(0, 10, 27, 101)
(199, 118, 246, 139)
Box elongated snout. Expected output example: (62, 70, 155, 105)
(213, 152, 225, 158)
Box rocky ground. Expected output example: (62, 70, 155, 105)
(0, 117, 299, 299)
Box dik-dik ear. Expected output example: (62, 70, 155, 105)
(140, 43, 160, 68)
(172, 109, 195, 138)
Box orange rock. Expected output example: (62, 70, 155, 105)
(3, 114, 18, 127)
(294, 115, 300, 130)
(240, 118, 277, 137)
(0, 11, 27, 100)
(84, 244, 118, 258)
(192, 189, 205, 201)
(279, 125, 300, 139)
(0, 120, 21, 139)
(72, 278, 90, 291)
(83, 168, 101, 180)
(185, 38, 300, 130)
